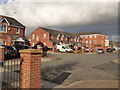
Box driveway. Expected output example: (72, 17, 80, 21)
(41, 51, 118, 88)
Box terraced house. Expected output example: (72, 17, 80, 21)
(30, 27, 83, 52)
(31, 27, 109, 52)
(0, 15, 29, 46)
(79, 32, 109, 51)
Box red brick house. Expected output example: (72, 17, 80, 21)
(30, 27, 82, 52)
(0, 15, 29, 46)
(79, 32, 109, 51)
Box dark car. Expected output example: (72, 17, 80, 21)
(13, 45, 31, 57)
(3, 46, 18, 59)
(106, 48, 113, 53)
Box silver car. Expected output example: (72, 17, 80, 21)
(96, 49, 105, 54)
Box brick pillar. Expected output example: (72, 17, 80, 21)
(82, 47, 85, 53)
(89, 48, 91, 53)
(0, 46, 4, 61)
(75, 46, 78, 53)
(19, 49, 42, 88)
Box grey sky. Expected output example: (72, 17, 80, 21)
(0, 1, 118, 40)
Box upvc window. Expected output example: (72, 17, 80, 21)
(32, 43, 34, 47)
(32, 34, 35, 39)
(86, 41, 88, 43)
(0, 24, 7, 32)
(16, 28, 19, 33)
(44, 34, 46, 39)
(51, 36, 53, 39)
(66, 38, 67, 41)
(36, 36, 39, 41)
(74, 38, 76, 42)
(90, 40, 92, 43)
(57, 36, 59, 40)
(90, 35, 92, 38)
(95, 40, 97, 43)
(94, 35, 96, 38)
(61, 37, 63, 40)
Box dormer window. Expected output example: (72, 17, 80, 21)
(16, 28, 19, 33)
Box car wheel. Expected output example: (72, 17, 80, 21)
(65, 51, 68, 53)
(57, 49, 60, 52)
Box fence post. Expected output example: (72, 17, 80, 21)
(0, 46, 4, 61)
(19, 49, 42, 88)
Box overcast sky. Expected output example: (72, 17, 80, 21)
(0, 0, 118, 40)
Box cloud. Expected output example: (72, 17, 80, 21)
(0, 2, 118, 35)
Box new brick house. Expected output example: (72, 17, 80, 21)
(0, 15, 29, 46)
(30, 27, 82, 52)
(79, 32, 109, 51)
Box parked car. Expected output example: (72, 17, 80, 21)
(2, 45, 18, 59)
(13, 45, 31, 57)
(56, 45, 73, 53)
(86, 47, 93, 52)
(106, 48, 113, 53)
(96, 49, 105, 54)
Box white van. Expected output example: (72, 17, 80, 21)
(56, 45, 73, 53)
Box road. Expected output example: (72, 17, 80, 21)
(41, 51, 118, 88)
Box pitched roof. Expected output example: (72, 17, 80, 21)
(7, 34, 28, 41)
(0, 15, 26, 28)
(40, 27, 74, 38)
(49, 39, 60, 44)
(76, 31, 106, 35)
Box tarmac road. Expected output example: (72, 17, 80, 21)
(41, 51, 119, 88)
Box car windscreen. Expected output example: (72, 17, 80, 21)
(98, 49, 103, 50)
(6, 46, 15, 50)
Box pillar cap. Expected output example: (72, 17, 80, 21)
(0, 46, 5, 48)
(19, 49, 43, 54)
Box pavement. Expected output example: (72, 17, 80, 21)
(112, 59, 119, 64)
(41, 53, 61, 62)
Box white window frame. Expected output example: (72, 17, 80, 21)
(32, 34, 35, 40)
(66, 38, 67, 41)
(74, 38, 76, 42)
(94, 35, 96, 38)
(57, 36, 59, 40)
(95, 40, 97, 43)
(61, 36, 63, 41)
(44, 34, 46, 39)
(16, 28, 19, 33)
(0, 24, 7, 32)
(51, 35, 53, 39)
(90, 40, 92, 43)
(32, 43, 34, 47)
(86, 41, 88, 43)
(36, 36, 39, 41)
(90, 35, 92, 38)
